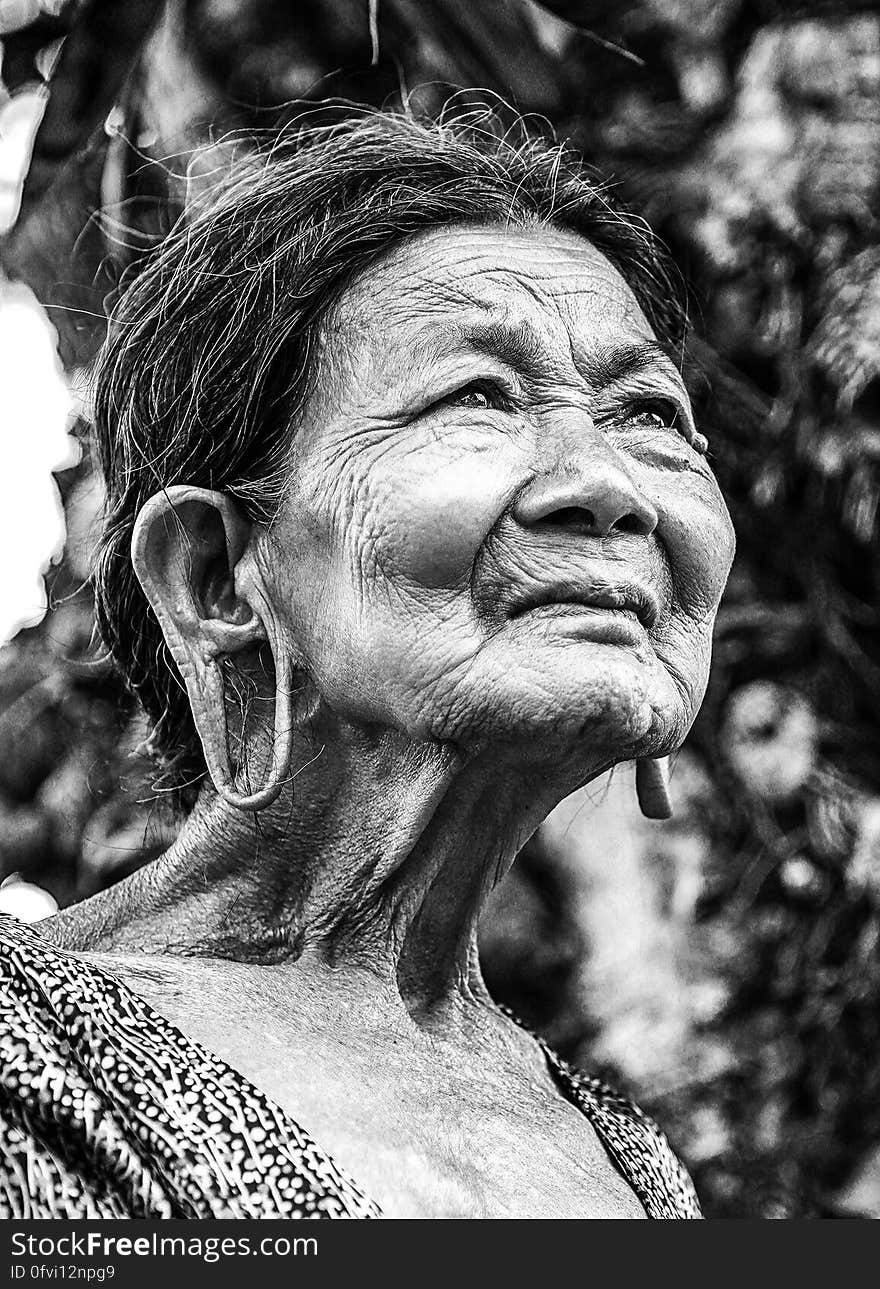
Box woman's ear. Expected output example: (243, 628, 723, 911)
(132, 485, 293, 811)
(132, 486, 271, 795)
(132, 484, 266, 666)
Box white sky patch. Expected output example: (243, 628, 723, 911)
(1, 79, 79, 645)
(0, 281, 79, 644)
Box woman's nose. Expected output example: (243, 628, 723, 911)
(513, 449, 659, 539)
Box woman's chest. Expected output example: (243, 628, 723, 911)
(232, 1035, 643, 1218)
(112, 964, 644, 1219)
(212, 1037, 642, 1217)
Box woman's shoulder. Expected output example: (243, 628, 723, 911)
(496, 1003, 701, 1219)
(0, 914, 163, 1218)
(0, 914, 380, 1220)
(0, 912, 92, 1037)
(543, 1043, 702, 1220)
(0, 912, 142, 1053)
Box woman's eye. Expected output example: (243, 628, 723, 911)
(435, 381, 507, 412)
(458, 388, 490, 409)
(626, 400, 681, 431)
(623, 399, 709, 453)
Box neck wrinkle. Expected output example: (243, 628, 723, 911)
(43, 717, 583, 1026)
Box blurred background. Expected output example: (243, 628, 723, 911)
(2, 0, 880, 1218)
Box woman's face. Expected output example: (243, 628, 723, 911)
(265, 224, 734, 768)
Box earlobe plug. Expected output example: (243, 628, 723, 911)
(635, 756, 673, 820)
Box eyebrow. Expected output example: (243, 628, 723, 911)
(463, 319, 548, 375)
(458, 318, 685, 390)
(579, 338, 685, 387)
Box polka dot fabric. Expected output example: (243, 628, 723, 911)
(0, 918, 378, 1219)
(0, 916, 699, 1218)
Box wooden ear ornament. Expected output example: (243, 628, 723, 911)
(635, 756, 673, 820)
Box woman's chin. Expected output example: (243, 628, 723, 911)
(427, 636, 685, 759)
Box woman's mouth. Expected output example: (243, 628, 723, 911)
(509, 580, 661, 630)
(512, 599, 649, 645)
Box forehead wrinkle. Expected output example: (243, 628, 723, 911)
(395, 306, 569, 377)
(350, 243, 617, 334)
(336, 264, 497, 356)
(355, 249, 503, 314)
(373, 248, 576, 318)
(410, 272, 493, 312)
(401, 265, 652, 369)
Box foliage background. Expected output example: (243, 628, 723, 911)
(2, 0, 880, 1218)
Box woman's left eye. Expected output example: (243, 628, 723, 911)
(624, 399, 681, 431)
(614, 398, 710, 458)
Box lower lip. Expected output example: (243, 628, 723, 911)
(516, 603, 647, 643)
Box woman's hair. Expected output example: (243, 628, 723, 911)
(93, 105, 687, 804)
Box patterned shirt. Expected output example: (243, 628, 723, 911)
(0, 916, 700, 1218)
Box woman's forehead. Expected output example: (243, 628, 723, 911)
(345, 221, 646, 324)
(331, 223, 656, 359)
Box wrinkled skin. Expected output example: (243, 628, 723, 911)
(44, 224, 735, 1218)
(269, 225, 733, 770)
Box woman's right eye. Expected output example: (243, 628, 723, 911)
(454, 386, 492, 409)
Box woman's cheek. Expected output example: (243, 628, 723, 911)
(377, 439, 520, 589)
(651, 474, 735, 620)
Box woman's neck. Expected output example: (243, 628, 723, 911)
(44, 711, 594, 1021)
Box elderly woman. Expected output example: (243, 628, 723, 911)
(0, 110, 733, 1219)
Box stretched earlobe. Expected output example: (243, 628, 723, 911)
(199, 632, 294, 812)
(635, 756, 673, 820)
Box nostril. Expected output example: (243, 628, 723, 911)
(514, 472, 659, 537)
(538, 506, 597, 534)
(615, 512, 650, 536)
(536, 506, 651, 537)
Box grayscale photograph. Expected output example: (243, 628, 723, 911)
(1, 0, 878, 1235)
